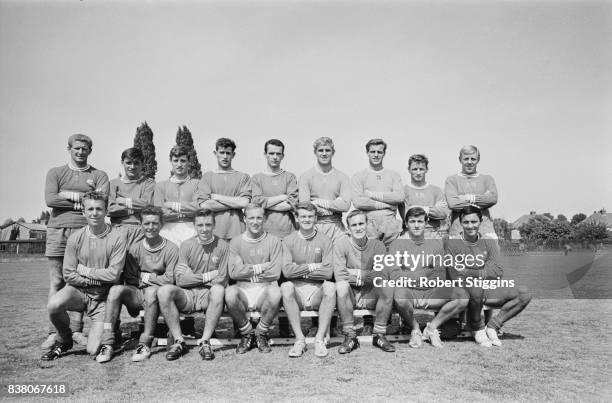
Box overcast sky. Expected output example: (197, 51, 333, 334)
(1, 0, 610, 223)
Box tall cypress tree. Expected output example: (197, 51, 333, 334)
(175, 125, 202, 179)
(133, 122, 158, 180)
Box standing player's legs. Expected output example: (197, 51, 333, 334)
(481, 285, 531, 346)
(116, 224, 145, 250)
(44, 227, 85, 349)
(316, 221, 347, 243)
(159, 222, 196, 248)
(370, 216, 403, 247)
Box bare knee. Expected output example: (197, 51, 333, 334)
(267, 285, 282, 305)
(280, 282, 295, 298)
(393, 297, 413, 311)
(336, 280, 350, 298)
(377, 288, 394, 304)
(517, 286, 532, 306)
(451, 288, 470, 308)
(107, 285, 125, 302)
(322, 281, 336, 298)
(143, 287, 158, 305)
(48, 258, 64, 292)
(224, 286, 240, 306)
(47, 293, 67, 313)
(209, 284, 225, 303)
(156, 285, 175, 304)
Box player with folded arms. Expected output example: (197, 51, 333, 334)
(157, 210, 230, 361)
(95, 206, 178, 363)
(281, 202, 335, 358)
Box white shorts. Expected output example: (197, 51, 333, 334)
(237, 281, 272, 311)
(160, 222, 196, 247)
(292, 280, 324, 311)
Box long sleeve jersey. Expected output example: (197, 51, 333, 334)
(63, 225, 127, 300)
(298, 167, 351, 224)
(251, 170, 298, 238)
(404, 183, 450, 231)
(228, 233, 283, 283)
(154, 178, 201, 223)
(444, 234, 503, 281)
(351, 168, 404, 221)
(333, 236, 387, 290)
(386, 237, 446, 290)
(197, 170, 251, 240)
(282, 230, 333, 283)
(444, 173, 498, 236)
(108, 177, 156, 225)
(45, 164, 110, 228)
(123, 237, 179, 288)
(175, 236, 230, 289)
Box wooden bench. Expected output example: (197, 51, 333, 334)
(139, 307, 494, 347)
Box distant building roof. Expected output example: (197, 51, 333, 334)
(582, 209, 612, 228)
(512, 211, 552, 229)
(14, 222, 47, 232)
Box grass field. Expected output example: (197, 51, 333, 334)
(1, 252, 611, 401)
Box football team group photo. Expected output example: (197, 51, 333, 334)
(1, 1, 610, 401)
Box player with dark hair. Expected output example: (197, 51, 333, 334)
(334, 210, 394, 353)
(352, 139, 404, 246)
(445, 206, 532, 347)
(95, 206, 178, 363)
(299, 137, 351, 242)
(388, 207, 469, 348)
(41, 191, 126, 360)
(281, 202, 335, 357)
(251, 139, 298, 238)
(198, 138, 251, 241)
(108, 147, 155, 247)
(225, 204, 283, 354)
(445, 145, 498, 238)
(251, 139, 299, 337)
(42, 134, 110, 350)
(154, 145, 200, 246)
(157, 210, 230, 361)
(401, 154, 449, 239)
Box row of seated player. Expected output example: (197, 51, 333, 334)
(41, 193, 531, 363)
(43, 135, 498, 352)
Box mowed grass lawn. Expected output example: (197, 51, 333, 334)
(1, 252, 611, 401)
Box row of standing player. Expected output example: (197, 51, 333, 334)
(40, 134, 502, 356)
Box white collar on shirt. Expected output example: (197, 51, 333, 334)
(68, 161, 90, 172)
(406, 182, 429, 190)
